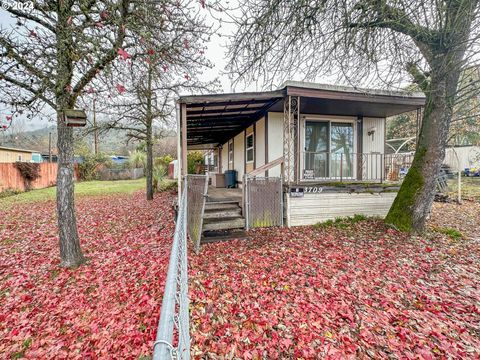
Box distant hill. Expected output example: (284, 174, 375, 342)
(1, 125, 176, 156)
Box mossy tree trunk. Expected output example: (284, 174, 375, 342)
(386, 17, 471, 232)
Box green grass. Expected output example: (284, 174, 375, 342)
(448, 177, 480, 201)
(434, 227, 464, 240)
(314, 214, 368, 229)
(0, 178, 146, 207)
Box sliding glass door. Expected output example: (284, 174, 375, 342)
(305, 121, 329, 178)
(330, 122, 354, 178)
(304, 121, 354, 179)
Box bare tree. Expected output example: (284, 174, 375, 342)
(0, 0, 140, 267)
(81, 2, 218, 200)
(227, 0, 480, 232)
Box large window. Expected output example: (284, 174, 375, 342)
(304, 121, 354, 179)
(246, 133, 254, 163)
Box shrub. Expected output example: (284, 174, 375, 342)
(187, 151, 204, 174)
(14, 162, 41, 190)
(129, 150, 147, 169)
(158, 179, 177, 192)
(154, 155, 174, 169)
(152, 164, 167, 191)
(77, 154, 112, 181)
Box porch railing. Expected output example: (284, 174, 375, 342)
(153, 180, 190, 360)
(302, 152, 414, 182)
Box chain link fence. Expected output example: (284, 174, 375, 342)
(153, 180, 190, 360)
(186, 174, 208, 253)
(245, 176, 283, 230)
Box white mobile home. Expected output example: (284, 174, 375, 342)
(177, 81, 425, 232)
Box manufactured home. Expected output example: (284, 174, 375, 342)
(177, 81, 425, 237)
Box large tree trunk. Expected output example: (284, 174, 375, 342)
(145, 63, 154, 201)
(386, 63, 463, 232)
(55, 6, 84, 267)
(146, 121, 154, 200)
(56, 109, 85, 267)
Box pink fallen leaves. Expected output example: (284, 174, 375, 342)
(0, 191, 176, 358)
(189, 214, 480, 358)
(1, 193, 479, 358)
(117, 48, 131, 60)
(115, 83, 126, 94)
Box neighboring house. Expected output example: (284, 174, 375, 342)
(0, 146, 36, 163)
(177, 81, 425, 230)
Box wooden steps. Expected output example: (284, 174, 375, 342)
(201, 199, 245, 233)
(201, 230, 250, 244)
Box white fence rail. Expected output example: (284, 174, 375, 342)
(153, 180, 190, 359)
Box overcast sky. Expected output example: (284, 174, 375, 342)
(0, 4, 333, 131)
(0, 6, 249, 130)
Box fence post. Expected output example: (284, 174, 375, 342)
(340, 153, 343, 182)
(380, 154, 384, 183)
(244, 174, 249, 231)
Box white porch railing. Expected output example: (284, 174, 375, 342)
(302, 152, 414, 182)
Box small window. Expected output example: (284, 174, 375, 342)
(18, 155, 22, 161)
(228, 141, 233, 164)
(246, 133, 254, 163)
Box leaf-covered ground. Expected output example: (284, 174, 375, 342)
(190, 204, 480, 359)
(1, 189, 479, 359)
(0, 191, 176, 358)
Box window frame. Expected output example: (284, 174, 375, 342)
(245, 132, 254, 163)
(301, 116, 356, 181)
(228, 140, 233, 165)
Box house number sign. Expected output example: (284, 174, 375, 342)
(305, 186, 323, 193)
(290, 186, 323, 197)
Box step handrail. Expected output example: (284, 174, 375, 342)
(247, 156, 284, 177)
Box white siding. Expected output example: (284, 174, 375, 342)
(363, 117, 385, 154)
(362, 117, 385, 180)
(255, 117, 266, 170)
(267, 112, 284, 177)
(233, 131, 245, 183)
(221, 142, 228, 172)
(288, 192, 397, 226)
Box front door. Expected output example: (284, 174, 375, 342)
(305, 121, 329, 178)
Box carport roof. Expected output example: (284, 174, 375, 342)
(178, 82, 425, 147)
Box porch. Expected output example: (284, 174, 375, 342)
(177, 81, 425, 233)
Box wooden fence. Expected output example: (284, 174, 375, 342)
(0, 163, 78, 192)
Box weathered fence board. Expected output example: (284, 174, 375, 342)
(0, 163, 76, 192)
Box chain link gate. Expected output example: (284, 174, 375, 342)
(245, 176, 283, 230)
(186, 174, 208, 253)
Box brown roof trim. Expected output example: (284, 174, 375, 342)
(178, 89, 285, 105)
(0, 146, 37, 153)
(286, 86, 425, 106)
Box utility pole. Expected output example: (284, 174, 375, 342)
(48, 131, 52, 163)
(93, 98, 99, 156)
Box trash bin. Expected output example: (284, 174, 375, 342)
(224, 170, 237, 188)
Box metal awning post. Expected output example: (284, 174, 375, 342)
(176, 102, 182, 196)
